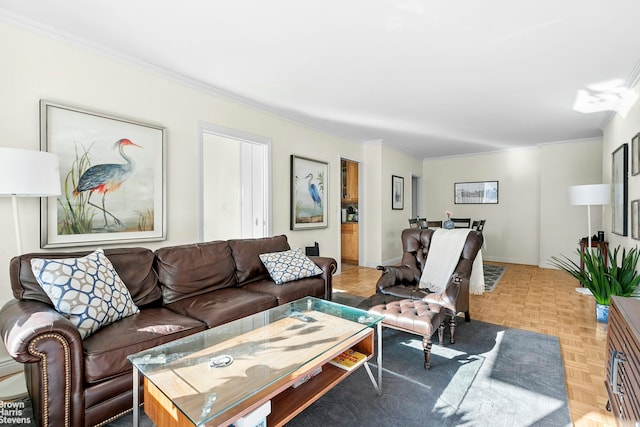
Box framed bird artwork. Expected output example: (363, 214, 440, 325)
(290, 155, 329, 230)
(39, 100, 166, 248)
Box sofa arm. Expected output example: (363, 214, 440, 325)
(0, 299, 85, 427)
(1, 299, 83, 361)
(375, 265, 418, 292)
(421, 274, 470, 321)
(308, 256, 337, 300)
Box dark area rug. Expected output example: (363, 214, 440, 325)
(287, 320, 571, 427)
(483, 264, 506, 292)
(7, 291, 569, 427)
(332, 291, 367, 307)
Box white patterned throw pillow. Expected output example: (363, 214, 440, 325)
(259, 248, 323, 285)
(30, 248, 140, 339)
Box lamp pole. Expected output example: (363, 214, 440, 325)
(586, 203, 592, 252)
(11, 195, 22, 254)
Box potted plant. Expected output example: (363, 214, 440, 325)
(549, 246, 640, 322)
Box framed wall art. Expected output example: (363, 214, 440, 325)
(392, 175, 404, 210)
(632, 200, 640, 240)
(40, 100, 166, 248)
(612, 143, 628, 236)
(290, 155, 328, 230)
(632, 132, 640, 176)
(454, 181, 499, 204)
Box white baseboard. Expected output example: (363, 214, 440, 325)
(0, 356, 22, 377)
(346, 255, 539, 269)
(375, 257, 401, 268)
(0, 372, 27, 400)
(482, 255, 537, 265)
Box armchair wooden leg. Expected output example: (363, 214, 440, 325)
(464, 311, 471, 322)
(438, 321, 445, 345)
(423, 337, 432, 369)
(449, 316, 456, 344)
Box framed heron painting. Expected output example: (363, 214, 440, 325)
(40, 100, 166, 248)
(290, 155, 328, 230)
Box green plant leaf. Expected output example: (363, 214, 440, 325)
(548, 245, 640, 306)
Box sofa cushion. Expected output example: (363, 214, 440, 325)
(243, 276, 326, 304)
(155, 241, 238, 304)
(229, 235, 290, 285)
(10, 247, 161, 307)
(83, 307, 206, 384)
(165, 287, 277, 328)
(30, 249, 140, 339)
(259, 248, 323, 284)
(105, 247, 162, 307)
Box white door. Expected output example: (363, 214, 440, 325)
(198, 122, 271, 241)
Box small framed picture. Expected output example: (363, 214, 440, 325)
(632, 200, 640, 240)
(454, 181, 499, 204)
(392, 175, 404, 210)
(632, 133, 640, 176)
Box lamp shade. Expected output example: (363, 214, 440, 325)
(568, 184, 610, 206)
(0, 147, 61, 196)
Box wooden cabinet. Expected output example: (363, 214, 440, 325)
(341, 223, 358, 263)
(605, 296, 640, 425)
(341, 160, 358, 202)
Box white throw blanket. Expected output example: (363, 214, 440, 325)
(419, 228, 485, 295)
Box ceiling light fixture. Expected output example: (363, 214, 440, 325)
(573, 79, 639, 118)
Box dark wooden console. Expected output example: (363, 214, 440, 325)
(605, 296, 640, 425)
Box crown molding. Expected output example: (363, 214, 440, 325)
(0, 11, 359, 143)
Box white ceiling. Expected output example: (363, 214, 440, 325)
(2, 0, 640, 158)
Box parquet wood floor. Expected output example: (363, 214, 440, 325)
(334, 262, 616, 426)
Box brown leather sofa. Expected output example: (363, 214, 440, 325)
(375, 228, 483, 328)
(0, 235, 337, 427)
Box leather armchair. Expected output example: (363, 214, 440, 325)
(376, 228, 483, 341)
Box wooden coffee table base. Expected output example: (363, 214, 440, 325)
(134, 322, 382, 427)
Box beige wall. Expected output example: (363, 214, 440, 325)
(603, 80, 640, 250)
(423, 139, 603, 266)
(380, 145, 425, 263)
(361, 141, 383, 266)
(359, 140, 426, 267)
(539, 140, 604, 266)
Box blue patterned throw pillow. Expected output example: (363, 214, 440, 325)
(30, 248, 140, 339)
(259, 248, 323, 285)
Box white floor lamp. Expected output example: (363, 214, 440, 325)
(0, 147, 61, 399)
(0, 147, 61, 253)
(569, 184, 610, 251)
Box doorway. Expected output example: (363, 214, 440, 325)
(340, 158, 359, 267)
(411, 175, 423, 218)
(198, 122, 271, 241)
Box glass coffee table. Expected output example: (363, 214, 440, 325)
(128, 297, 383, 426)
